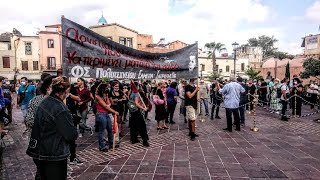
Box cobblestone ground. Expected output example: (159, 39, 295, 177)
(1, 102, 320, 180)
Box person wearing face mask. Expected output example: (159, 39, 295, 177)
(17, 77, 36, 120)
(27, 76, 78, 180)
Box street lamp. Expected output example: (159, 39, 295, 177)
(200, 63, 204, 79)
(232, 42, 239, 78)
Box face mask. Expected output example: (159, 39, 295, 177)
(21, 82, 26, 86)
(114, 88, 119, 91)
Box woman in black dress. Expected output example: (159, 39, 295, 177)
(109, 81, 126, 137)
(155, 82, 168, 130)
(290, 78, 303, 117)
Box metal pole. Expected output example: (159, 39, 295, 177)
(234, 49, 236, 78)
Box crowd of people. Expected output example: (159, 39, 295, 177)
(0, 69, 319, 179)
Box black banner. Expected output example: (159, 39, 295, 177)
(61, 17, 199, 80)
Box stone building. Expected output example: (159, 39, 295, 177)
(0, 32, 15, 80)
(301, 34, 320, 58)
(38, 24, 62, 74)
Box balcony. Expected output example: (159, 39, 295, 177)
(40, 64, 61, 71)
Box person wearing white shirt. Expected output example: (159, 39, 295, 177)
(280, 78, 290, 121)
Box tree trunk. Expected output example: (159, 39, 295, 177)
(212, 50, 216, 73)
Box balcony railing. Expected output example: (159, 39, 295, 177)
(40, 64, 62, 71)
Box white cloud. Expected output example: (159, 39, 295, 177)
(305, 1, 320, 22)
(1, 0, 301, 53)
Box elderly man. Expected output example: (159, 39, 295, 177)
(217, 77, 245, 132)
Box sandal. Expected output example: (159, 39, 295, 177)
(157, 127, 164, 130)
(162, 126, 169, 129)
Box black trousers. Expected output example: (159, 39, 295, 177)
(225, 108, 240, 131)
(310, 94, 318, 109)
(246, 97, 254, 111)
(70, 141, 76, 162)
(281, 100, 288, 120)
(167, 103, 177, 122)
(5, 103, 12, 123)
(33, 159, 67, 180)
(211, 100, 220, 118)
(129, 111, 149, 143)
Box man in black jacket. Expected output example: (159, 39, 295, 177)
(210, 80, 222, 120)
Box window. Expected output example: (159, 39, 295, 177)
(33, 61, 39, 70)
(47, 57, 56, 70)
(25, 42, 32, 55)
(119, 37, 133, 47)
(48, 39, 54, 48)
(7, 43, 11, 50)
(226, 65, 230, 72)
(219, 69, 222, 73)
(22, 61, 28, 70)
(241, 63, 245, 72)
(2, 57, 10, 68)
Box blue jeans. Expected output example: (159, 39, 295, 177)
(200, 98, 209, 114)
(21, 104, 28, 119)
(96, 112, 113, 150)
(79, 110, 90, 133)
(239, 106, 246, 124)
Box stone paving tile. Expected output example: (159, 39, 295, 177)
(1, 103, 320, 180)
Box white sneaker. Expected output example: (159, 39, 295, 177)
(79, 134, 83, 138)
(70, 157, 83, 165)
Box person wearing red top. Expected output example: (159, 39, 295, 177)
(95, 83, 119, 152)
(76, 78, 92, 137)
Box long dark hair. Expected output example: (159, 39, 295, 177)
(40, 75, 53, 95)
(96, 83, 108, 97)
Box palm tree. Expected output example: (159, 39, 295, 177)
(205, 42, 227, 73)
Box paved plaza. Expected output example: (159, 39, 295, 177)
(1, 102, 320, 180)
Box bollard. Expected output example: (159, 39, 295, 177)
(294, 90, 297, 118)
(251, 94, 259, 132)
(247, 92, 251, 114)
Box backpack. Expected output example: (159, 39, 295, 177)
(276, 85, 283, 98)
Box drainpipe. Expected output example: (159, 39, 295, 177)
(274, 59, 278, 79)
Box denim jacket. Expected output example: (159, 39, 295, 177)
(26, 95, 78, 161)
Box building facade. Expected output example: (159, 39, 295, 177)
(237, 46, 263, 68)
(39, 24, 62, 73)
(0, 33, 15, 80)
(198, 56, 249, 80)
(90, 23, 139, 49)
(12, 35, 41, 79)
(301, 34, 320, 57)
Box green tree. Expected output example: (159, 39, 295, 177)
(285, 62, 290, 79)
(300, 58, 320, 80)
(208, 72, 222, 81)
(246, 35, 278, 58)
(204, 42, 227, 72)
(245, 67, 263, 80)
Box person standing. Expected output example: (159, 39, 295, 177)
(270, 79, 282, 113)
(166, 82, 178, 124)
(210, 80, 222, 120)
(238, 78, 248, 126)
(217, 78, 245, 132)
(129, 81, 149, 147)
(178, 80, 187, 123)
(76, 78, 92, 137)
(17, 77, 36, 120)
(290, 78, 303, 117)
(185, 78, 199, 141)
(199, 80, 209, 116)
(259, 79, 268, 106)
(280, 78, 290, 121)
(154, 82, 169, 130)
(309, 81, 319, 110)
(2, 78, 13, 122)
(26, 76, 78, 180)
(246, 79, 256, 112)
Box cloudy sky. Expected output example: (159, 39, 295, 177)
(1, 0, 319, 54)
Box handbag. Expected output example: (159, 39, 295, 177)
(127, 100, 138, 113)
(152, 95, 164, 105)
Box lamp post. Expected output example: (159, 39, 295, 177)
(232, 42, 239, 78)
(200, 63, 204, 80)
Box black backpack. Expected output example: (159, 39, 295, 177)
(277, 85, 283, 98)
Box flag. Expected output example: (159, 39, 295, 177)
(130, 80, 138, 93)
(112, 115, 117, 135)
